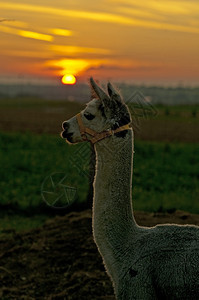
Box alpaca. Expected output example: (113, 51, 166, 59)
(61, 78, 199, 299)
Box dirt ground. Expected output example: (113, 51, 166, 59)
(1, 209, 199, 299)
(0, 104, 199, 142)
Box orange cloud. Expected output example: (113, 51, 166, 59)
(50, 45, 111, 55)
(0, 24, 18, 34)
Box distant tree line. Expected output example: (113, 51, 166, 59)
(119, 84, 199, 105)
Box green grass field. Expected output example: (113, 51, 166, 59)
(0, 131, 198, 214)
(0, 97, 198, 233)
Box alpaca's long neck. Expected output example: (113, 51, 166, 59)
(92, 129, 138, 281)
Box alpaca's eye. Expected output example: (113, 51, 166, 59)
(84, 113, 95, 120)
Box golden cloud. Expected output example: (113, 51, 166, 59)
(50, 28, 73, 36)
(18, 30, 53, 42)
(0, 1, 198, 34)
(0, 24, 53, 42)
(45, 59, 102, 76)
(110, 0, 198, 15)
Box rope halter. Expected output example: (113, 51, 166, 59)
(76, 113, 131, 144)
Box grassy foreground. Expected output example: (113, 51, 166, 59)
(0, 131, 198, 214)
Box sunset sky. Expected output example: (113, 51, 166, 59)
(0, 0, 199, 85)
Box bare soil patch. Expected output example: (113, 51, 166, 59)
(1, 209, 199, 299)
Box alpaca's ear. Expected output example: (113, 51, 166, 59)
(107, 82, 123, 104)
(90, 77, 107, 100)
(90, 77, 111, 107)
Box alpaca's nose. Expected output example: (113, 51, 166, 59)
(62, 122, 69, 130)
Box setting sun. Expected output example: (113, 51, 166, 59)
(61, 74, 76, 85)
(0, 0, 199, 85)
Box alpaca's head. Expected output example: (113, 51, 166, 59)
(61, 78, 131, 144)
